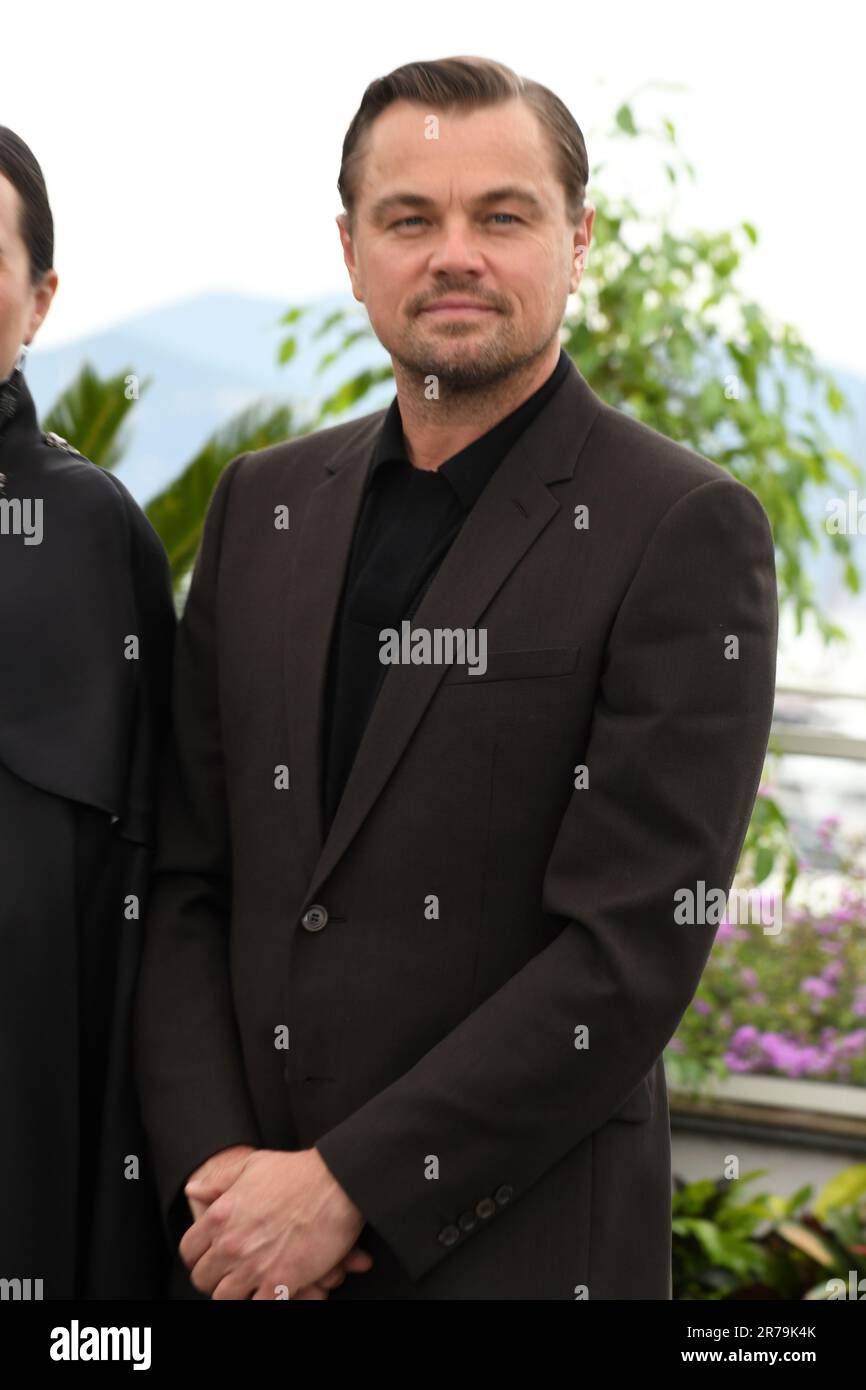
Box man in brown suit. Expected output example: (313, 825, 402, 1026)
(134, 56, 778, 1300)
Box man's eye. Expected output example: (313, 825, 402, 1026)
(392, 212, 521, 229)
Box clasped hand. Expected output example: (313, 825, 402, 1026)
(179, 1144, 372, 1299)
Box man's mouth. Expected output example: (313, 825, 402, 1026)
(421, 299, 498, 318)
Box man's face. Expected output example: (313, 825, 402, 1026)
(338, 99, 593, 389)
(0, 173, 56, 380)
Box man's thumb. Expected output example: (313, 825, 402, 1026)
(186, 1156, 248, 1203)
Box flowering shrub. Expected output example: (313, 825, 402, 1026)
(668, 815, 866, 1088)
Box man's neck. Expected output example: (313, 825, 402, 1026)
(392, 342, 561, 472)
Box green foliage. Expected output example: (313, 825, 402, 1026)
(571, 104, 861, 646)
(144, 402, 294, 586)
(42, 362, 148, 472)
(672, 1165, 866, 1299)
(673, 1168, 776, 1298)
(739, 758, 799, 897)
(664, 1047, 729, 1098)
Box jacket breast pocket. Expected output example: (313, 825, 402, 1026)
(442, 644, 581, 685)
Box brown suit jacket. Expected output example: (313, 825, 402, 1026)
(134, 355, 778, 1299)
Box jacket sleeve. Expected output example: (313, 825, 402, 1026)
(133, 453, 262, 1245)
(314, 476, 779, 1283)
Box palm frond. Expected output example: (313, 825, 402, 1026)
(42, 362, 150, 470)
(145, 399, 294, 586)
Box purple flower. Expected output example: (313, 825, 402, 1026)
(723, 1053, 756, 1072)
(815, 920, 840, 937)
(761, 1033, 801, 1071)
(802, 977, 835, 1000)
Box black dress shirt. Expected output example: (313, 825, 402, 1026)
(321, 346, 571, 834)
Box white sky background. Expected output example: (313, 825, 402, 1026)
(3, 0, 864, 376)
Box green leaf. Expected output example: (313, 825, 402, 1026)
(42, 362, 149, 472)
(813, 1165, 866, 1221)
(145, 401, 294, 588)
(776, 1222, 837, 1267)
(614, 103, 637, 135)
(753, 846, 775, 883)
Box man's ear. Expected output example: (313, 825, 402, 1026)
(569, 205, 594, 294)
(336, 213, 364, 305)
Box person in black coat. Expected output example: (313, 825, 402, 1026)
(0, 126, 176, 1298)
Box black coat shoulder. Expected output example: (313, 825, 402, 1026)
(0, 375, 176, 816)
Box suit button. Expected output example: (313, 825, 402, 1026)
(437, 1224, 460, 1247)
(476, 1197, 496, 1220)
(494, 1184, 514, 1207)
(457, 1209, 478, 1233)
(301, 904, 328, 932)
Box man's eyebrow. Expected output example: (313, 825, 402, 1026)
(369, 186, 545, 222)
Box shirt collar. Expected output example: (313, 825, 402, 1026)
(369, 346, 571, 510)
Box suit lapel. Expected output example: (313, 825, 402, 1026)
(285, 357, 601, 898)
(283, 410, 384, 881)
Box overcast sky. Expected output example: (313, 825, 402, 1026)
(4, 0, 863, 376)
